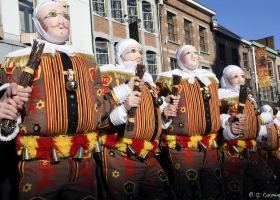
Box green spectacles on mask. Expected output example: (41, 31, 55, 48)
(122, 49, 143, 56)
(43, 12, 70, 20)
(230, 75, 246, 79)
(181, 51, 198, 59)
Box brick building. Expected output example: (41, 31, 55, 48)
(1, 0, 280, 106)
(251, 40, 279, 106)
(159, 0, 216, 73)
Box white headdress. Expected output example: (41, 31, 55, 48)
(176, 45, 211, 85)
(32, 0, 66, 44)
(115, 38, 140, 67)
(220, 65, 241, 93)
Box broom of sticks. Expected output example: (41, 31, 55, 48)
(168, 74, 182, 120)
(0, 40, 45, 135)
(126, 64, 146, 131)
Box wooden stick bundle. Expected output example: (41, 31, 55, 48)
(0, 40, 45, 135)
(169, 74, 182, 120)
(234, 85, 249, 122)
(126, 64, 146, 131)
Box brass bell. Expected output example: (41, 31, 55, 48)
(198, 141, 207, 150)
(212, 140, 218, 148)
(231, 145, 239, 154)
(265, 153, 269, 158)
(155, 148, 161, 156)
(51, 148, 60, 163)
(74, 145, 84, 160)
(66, 80, 78, 92)
(94, 140, 103, 153)
(203, 92, 212, 101)
(245, 148, 251, 158)
(155, 97, 163, 106)
(176, 141, 184, 151)
(142, 151, 150, 160)
(21, 147, 30, 161)
(256, 109, 261, 115)
(127, 145, 136, 155)
(251, 146, 257, 152)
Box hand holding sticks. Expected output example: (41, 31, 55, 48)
(168, 75, 182, 120)
(126, 64, 146, 131)
(233, 85, 249, 122)
(0, 40, 45, 136)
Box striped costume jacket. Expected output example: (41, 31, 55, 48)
(99, 64, 162, 157)
(1, 47, 113, 159)
(156, 69, 220, 137)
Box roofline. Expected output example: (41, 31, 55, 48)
(214, 26, 251, 45)
(251, 41, 278, 55)
(180, 0, 216, 16)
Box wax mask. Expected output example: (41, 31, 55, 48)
(227, 68, 245, 89)
(36, 3, 70, 44)
(180, 46, 199, 70)
(120, 44, 143, 69)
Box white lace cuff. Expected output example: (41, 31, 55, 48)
(112, 83, 131, 104)
(162, 117, 172, 129)
(223, 126, 240, 140)
(220, 114, 231, 129)
(160, 96, 168, 113)
(109, 104, 128, 126)
(0, 115, 21, 141)
(258, 125, 268, 137)
(260, 112, 272, 125)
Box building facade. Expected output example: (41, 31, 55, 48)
(159, 0, 216, 73)
(0, 0, 164, 81)
(1, 0, 279, 106)
(251, 41, 279, 106)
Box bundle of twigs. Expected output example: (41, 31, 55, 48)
(234, 85, 249, 121)
(169, 74, 182, 119)
(126, 64, 146, 131)
(0, 40, 45, 135)
(273, 97, 280, 116)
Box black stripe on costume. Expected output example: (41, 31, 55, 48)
(59, 52, 78, 134)
(196, 78, 212, 134)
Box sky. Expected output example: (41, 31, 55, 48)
(196, 0, 280, 50)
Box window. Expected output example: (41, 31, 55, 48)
(167, 12, 176, 42)
(111, 0, 124, 22)
(199, 26, 207, 52)
(184, 20, 192, 45)
(268, 62, 273, 77)
(231, 49, 239, 65)
(127, 0, 138, 24)
(219, 43, 226, 62)
(95, 40, 109, 66)
(146, 52, 157, 81)
(92, 0, 106, 17)
(243, 53, 248, 69)
(170, 58, 177, 70)
(270, 86, 275, 102)
(142, 2, 154, 32)
(19, 0, 35, 33)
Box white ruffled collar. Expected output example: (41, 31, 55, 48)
(30, 36, 75, 56)
(158, 68, 216, 86)
(100, 64, 156, 87)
